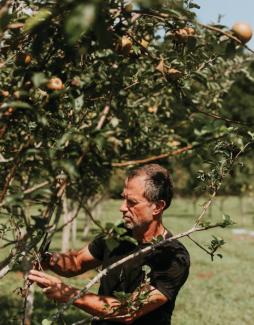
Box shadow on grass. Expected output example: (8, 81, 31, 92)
(0, 295, 23, 325)
(34, 292, 92, 325)
(0, 292, 91, 325)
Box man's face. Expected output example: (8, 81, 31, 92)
(120, 175, 155, 230)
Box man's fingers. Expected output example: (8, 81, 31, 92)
(29, 270, 60, 282)
(28, 274, 50, 287)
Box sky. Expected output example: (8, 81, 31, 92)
(194, 0, 254, 49)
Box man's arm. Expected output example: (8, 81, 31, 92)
(44, 246, 101, 277)
(28, 270, 168, 324)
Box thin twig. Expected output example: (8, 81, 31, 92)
(83, 205, 105, 232)
(96, 105, 110, 130)
(23, 181, 49, 195)
(55, 199, 83, 233)
(187, 235, 211, 255)
(192, 107, 254, 127)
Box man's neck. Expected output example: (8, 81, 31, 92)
(133, 221, 166, 243)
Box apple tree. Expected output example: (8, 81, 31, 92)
(0, 1, 254, 317)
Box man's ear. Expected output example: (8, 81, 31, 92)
(153, 200, 166, 216)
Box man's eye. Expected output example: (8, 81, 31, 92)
(127, 200, 136, 206)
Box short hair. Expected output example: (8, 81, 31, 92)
(127, 164, 173, 209)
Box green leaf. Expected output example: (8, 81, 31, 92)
(24, 9, 52, 32)
(121, 235, 138, 246)
(113, 291, 131, 300)
(32, 72, 47, 88)
(105, 238, 119, 251)
(58, 160, 79, 179)
(114, 226, 127, 235)
(64, 3, 96, 45)
(142, 264, 151, 274)
(42, 319, 53, 325)
(220, 214, 235, 228)
(2, 101, 32, 109)
(74, 95, 84, 112)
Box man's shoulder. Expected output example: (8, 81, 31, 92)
(146, 233, 190, 270)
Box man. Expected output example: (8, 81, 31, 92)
(28, 164, 190, 324)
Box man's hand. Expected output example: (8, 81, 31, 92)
(39, 247, 101, 277)
(28, 270, 79, 303)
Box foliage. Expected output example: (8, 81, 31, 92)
(0, 0, 254, 300)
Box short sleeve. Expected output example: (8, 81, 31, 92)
(88, 235, 106, 261)
(150, 251, 190, 301)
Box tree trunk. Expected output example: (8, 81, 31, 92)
(61, 195, 72, 253)
(82, 195, 104, 240)
(23, 282, 34, 325)
(239, 196, 245, 226)
(61, 195, 79, 252)
(72, 217, 77, 249)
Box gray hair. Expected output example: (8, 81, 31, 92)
(127, 164, 173, 209)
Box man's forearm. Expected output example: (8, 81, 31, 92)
(72, 292, 133, 324)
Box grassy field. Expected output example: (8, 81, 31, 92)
(1, 196, 254, 325)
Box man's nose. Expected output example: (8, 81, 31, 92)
(120, 199, 128, 213)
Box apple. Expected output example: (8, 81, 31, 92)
(232, 22, 252, 44)
(115, 36, 133, 55)
(124, 3, 133, 13)
(47, 77, 64, 90)
(15, 53, 32, 66)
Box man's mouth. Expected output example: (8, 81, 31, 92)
(123, 216, 132, 223)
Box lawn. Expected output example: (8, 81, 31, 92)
(0, 196, 253, 325)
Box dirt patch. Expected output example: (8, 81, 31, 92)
(196, 271, 214, 280)
(232, 235, 254, 241)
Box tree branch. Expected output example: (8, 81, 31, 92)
(111, 144, 194, 167)
(0, 142, 27, 204)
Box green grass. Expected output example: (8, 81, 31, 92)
(1, 196, 254, 325)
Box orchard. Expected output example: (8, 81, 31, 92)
(0, 1, 254, 324)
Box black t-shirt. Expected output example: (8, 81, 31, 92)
(88, 229, 190, 325)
